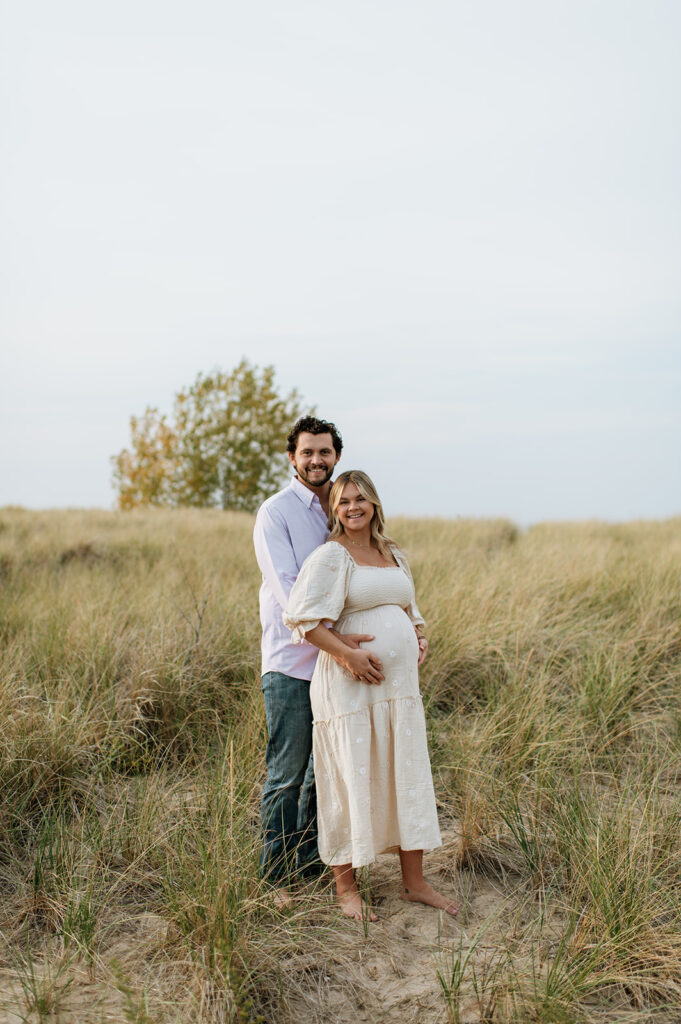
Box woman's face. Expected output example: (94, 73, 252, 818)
(336, 481, 375, 534)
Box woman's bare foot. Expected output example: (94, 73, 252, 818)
(401, 883, 458, 916)
(338, 889, 378, 922)
(331, 863, 377, 923)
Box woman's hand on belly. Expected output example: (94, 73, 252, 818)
(342, 648, 385, 685)
(302, 623, 384, 684)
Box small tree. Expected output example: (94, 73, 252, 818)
(112, 360, 308, 511)
(111, 408, 177, 510)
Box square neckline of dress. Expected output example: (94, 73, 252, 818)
(326, 540, 401, 570)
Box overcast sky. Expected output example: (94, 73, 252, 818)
(1, 0, 679, 522)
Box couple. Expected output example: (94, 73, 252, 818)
(253, 416, 456, 921)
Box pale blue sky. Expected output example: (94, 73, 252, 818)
(1, 0, 679, 522)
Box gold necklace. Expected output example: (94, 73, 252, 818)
(345, 536, 371, 549)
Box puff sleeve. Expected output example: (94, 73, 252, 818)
(392, 548, 426, 629)
(283, 543, 353, 643)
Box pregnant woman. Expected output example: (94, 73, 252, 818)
(284, 470, 457, 922)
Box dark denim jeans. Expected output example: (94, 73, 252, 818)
(260, 671, 319, 882)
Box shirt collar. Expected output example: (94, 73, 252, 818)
(290, 475, 325, 508)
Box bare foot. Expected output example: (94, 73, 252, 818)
(401, 884, 458, 916)
(271, 886, 293, 910)
(338, 889, 378, 923)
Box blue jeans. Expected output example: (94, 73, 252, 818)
(260, 671, 319, 882)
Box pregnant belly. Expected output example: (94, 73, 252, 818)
(337, 604, 419, 671)
(311, 604, 420, 720)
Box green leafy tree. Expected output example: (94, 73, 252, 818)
(112, 360, 308, 511)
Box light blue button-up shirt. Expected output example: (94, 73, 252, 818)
(253, 476, 330, 679)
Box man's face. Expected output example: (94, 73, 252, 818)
(289, 432, 340, 489)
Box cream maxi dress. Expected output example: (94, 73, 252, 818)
(284, 541, 442, 867)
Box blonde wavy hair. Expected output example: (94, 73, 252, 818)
(327, 470, 399, 561)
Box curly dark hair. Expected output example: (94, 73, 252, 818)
(286, 416, 343, 456)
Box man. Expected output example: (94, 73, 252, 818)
(253, 416, 378, 895)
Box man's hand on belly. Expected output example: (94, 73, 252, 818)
(330, 628, 379, 657)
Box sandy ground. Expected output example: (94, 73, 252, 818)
(281, 834, 512, 1024)
(0, 830, 518, 1024)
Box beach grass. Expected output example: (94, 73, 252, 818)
(0, 506, 680, 1022)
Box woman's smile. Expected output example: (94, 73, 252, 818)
(337, 484, 375, 533)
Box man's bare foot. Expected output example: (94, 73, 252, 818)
(271, 886, 293, 910)
(401, 883, 458, 916)
(338, 889, 378, 923)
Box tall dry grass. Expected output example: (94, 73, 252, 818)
(0, 507, 680, 1022)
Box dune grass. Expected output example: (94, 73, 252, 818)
(0, 507, 679, 1022)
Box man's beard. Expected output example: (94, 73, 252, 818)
(296, 464, 334, 487)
